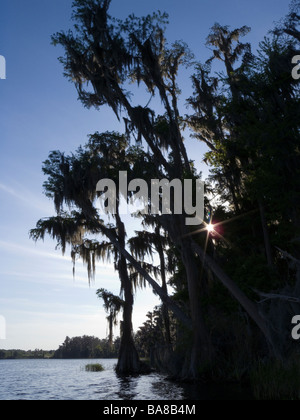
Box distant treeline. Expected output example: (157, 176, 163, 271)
(0, 336, 120, 360)
(53, 336, 120, 359)
(0, 349, 55, 359)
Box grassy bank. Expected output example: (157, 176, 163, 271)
(250, 359, 300, 400)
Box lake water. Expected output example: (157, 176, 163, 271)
(0, 359, 253, 400)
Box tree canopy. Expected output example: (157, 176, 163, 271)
(31, 0, 300, 386)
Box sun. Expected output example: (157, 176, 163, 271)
(206, 223, 215, 233)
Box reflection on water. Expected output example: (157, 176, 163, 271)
(117, 376, 138, 400)
(116, 373, 185, 400)
(150, 378, 185, 400)
(0, 359, 253, 400)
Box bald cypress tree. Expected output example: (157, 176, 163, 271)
(31, 0, 300, 380)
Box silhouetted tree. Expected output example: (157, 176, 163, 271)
(96, 288, 123, 349)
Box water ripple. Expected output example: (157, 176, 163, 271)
(0, 359, 184, 400)
(0, 359, 253, 400)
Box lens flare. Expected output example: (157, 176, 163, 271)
(206, 223, 215, 233)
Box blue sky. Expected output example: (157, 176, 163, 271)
(0, 0, 291, 350)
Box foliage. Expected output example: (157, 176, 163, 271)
(30, 0, 300, 387)
(53, 335, 120, 359)
(96, 288, 124, 348)
(85, 363, 104, 372)
(0, 349, 55, 359)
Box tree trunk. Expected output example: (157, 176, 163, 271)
(116, 258, 140, 374)
(191, 240, 282, 360)
(258, 199, 273, 268)
(156, 227, 172, 345)
(181, 242, 213, 379)
(98, 220, 193, 329)
(108, 313, 113, 350)
(115, 213, 140, 375)
(116, 254, 140, 374)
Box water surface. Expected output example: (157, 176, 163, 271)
(0, 359, 252, 400)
